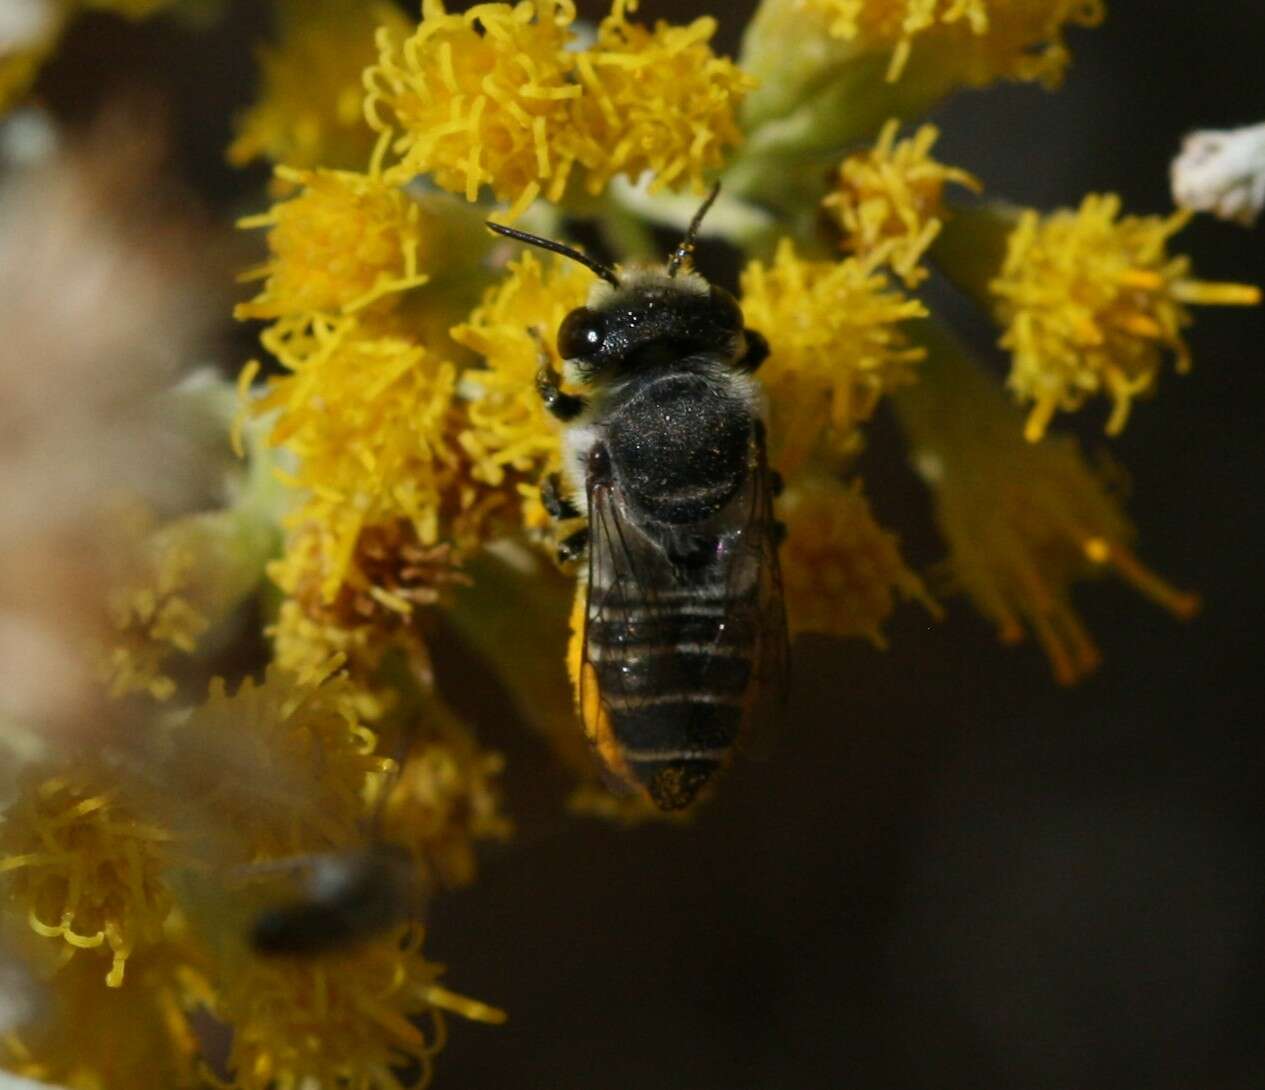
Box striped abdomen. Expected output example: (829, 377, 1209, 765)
(588, 590, 755, 810)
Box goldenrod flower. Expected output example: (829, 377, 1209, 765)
(452, 250, 595, 528)
(365, 0, 583, 218)
(211, 926, 504, 1090)
(780, 475, 939, 644)
(365, 0, 751, 219)
(895, 327, 1199, 684)
(245, 315, 459, 604)
(99, 504, 279, 701)
(0, 948, 200, 1087)
(100, 534, 209, 701)
(173, 662, 387, 863)
(230, 0, 412, 175)
(568, 0, 755, 196)
(990, 193, 1260, 441)
(823, 119, 980, 286)
(796, 0, 1103, 83)
(236, 166, 430, 321)
(0, 763, 178, 987)
(381, 734, 512, 888)
(739, 239, 927, 472)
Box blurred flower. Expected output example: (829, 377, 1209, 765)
(236, 165, 431, 321)
(794, 0, 1104, 83)
(895, 326, 1199, 684)
(365, 0, 751, 219)
(739, 239, 927, 472)
(381, 732, 512, 888)
(171, 662, 387, 864)
(0, 948, 200, 1088)
(209, 925, 503, 1090)
(452, 251, 595, 529)
(823, 118, 980, 286)
(230, 0, 411, 176)
(0, 762, 178, 987)
(1171, 121, 1265, 227)
(989, 194, 1260, 440)
(0, 2, 63, 113)
(780, 475, 939, 644)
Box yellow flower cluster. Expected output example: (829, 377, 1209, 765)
(237, 166, 430, 321)
(992, 193, 1261, 441)
(382, 738, 513, 888)
(739, 239, 928, 472)
(824, 119, 980, 286)
(0, 764, 178, 988)
(800, 0, 1105, 83)
(1, 949, 200, 1087)
(210, 926, 503, 1090)
(452, 251, 595, 528)
(779, 476, 939, 644)
(230, 0, 412, 175)
(100, 537, 208, 700)
(896, 337, 1199, 684)
(365, 0, 753, 220)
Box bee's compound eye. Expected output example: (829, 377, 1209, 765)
(708, 285, 743, 332)
(557, 307, 604, 359)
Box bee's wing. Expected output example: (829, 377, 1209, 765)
(579, 465, 678, 792)
(712, 420, 789, 759)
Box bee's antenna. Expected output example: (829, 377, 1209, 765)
(667, 181, 722, 278)
(485, 221, 620, 287)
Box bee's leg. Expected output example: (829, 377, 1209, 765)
(557, 527, 589, 565)
(772, 520, 787, 546)
(769, 469, 784, 497)
(530, 329, 587, 422)
(737, 328, 770, 372)
(541, 472, 580, 522)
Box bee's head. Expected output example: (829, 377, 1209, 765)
(486, 184, 744, 383)
(557, 271, 743, 381)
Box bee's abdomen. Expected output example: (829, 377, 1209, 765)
(590, 604, 753, 810)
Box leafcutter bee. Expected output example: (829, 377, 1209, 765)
(487, 185, 789, 811)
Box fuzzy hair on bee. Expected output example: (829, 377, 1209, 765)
(487, 185, 789, 811)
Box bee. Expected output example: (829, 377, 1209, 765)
(486, 185, 789, 811)
(248, 841, 423, 957)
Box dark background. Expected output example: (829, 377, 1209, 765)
(34, 1, 1265, 1086)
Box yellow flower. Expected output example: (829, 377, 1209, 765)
(991, 193, 1261, 441)
(797, 0, 1104, 83)
(229, 0, 412, 175)
(381, 733, 512, 888)
(365, 0, 751, 219)
(0, 763, 178, 987)
(0, 947, 201, 1088)
(172, 662, 388, 863)
(245, 314, 459, 604)
(211, 925, 504, 1090)
(98, 505, 279, 701)
(236, 166, 430, 321)
(823, 119, 980, 286)
(739, 239, 927, 473)
(779, 475, 939, 644)
(100, 534, 209, 701)
(452, 250, 595, 528)
(894, 327, 1199, 684)
(365, 0, 582, 219)
(568, 0, 755, 196)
